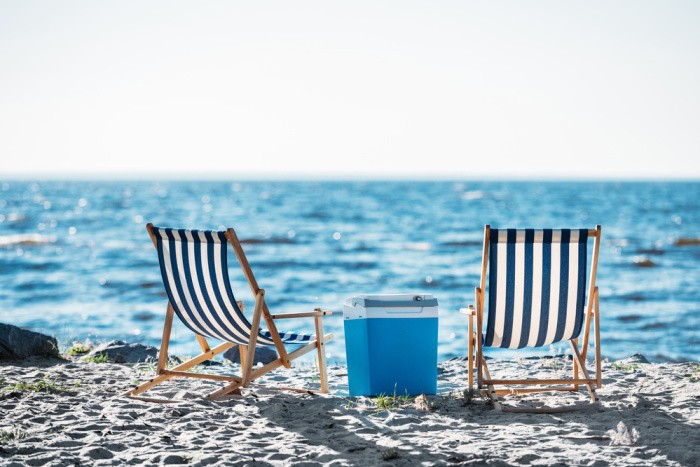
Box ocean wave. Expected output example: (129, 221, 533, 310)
(0, 233, 56, 247)
(240, 237, 295, 245)
(461, 190, 487, 200)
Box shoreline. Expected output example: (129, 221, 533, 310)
(1, 354, 698, 466)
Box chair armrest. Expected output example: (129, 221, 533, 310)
(270, 310, 333, 320)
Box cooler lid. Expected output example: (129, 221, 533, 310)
(343, 294, 439, 320)
(345, 294, 438, 308)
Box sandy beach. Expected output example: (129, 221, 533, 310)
(1, 354, 698, 466)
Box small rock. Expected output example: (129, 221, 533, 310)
(223, 346, 277, 365)
(0, 323, 59, 359)
(616, 354, 650, 364)
(414, 394, 432, 412)
(81, 340, 158, 363)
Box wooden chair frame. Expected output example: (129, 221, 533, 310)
(463, 225, 602, 413)
(124, 224, 333, 402)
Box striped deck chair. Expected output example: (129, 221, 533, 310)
(463, 225, 602, 413)
(125, 224, 333, 401)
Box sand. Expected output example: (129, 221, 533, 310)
(0, 355, 698, 466)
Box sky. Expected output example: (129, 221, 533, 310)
(1, 1, 699, 180)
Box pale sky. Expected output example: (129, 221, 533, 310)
(1, 1, 699, 179)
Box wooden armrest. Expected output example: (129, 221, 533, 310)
(236, 300, 245, 311)
(270, 310, 333, 320)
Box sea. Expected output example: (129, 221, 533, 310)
(0, 180, 698, 363)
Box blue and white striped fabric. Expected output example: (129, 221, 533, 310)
(152, 226, 314, 346)
(484, 229, 589, 349)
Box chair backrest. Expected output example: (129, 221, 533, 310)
(484, 228, 590, 349)
(151, 226, 275, 346)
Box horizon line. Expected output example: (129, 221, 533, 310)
(2, 171, 699, 183)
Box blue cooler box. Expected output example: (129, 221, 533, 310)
(343, 294, 438, 397)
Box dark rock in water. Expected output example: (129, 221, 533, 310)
(82, 340, 158, 363)
(633, 256, 656, 267)
(615, 354, 650, 364)
(618, 314, 643, 322)
(0, 323, 59, 359)
(133, 311, 156, 321)
(223, 345, 277, 365)
(674, 237, 700, 246)
(641, 322, 668, 330)
(637, 248, 665, 255)
(443, 240, 481, 247)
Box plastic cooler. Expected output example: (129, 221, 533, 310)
(343, 294, 438, 397)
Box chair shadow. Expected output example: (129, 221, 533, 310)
(255, 391, 475, 465)
(252, 369, 699, 466)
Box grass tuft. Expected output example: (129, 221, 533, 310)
(540, 357, 566, 370)
(461, 388, 477, 406)
(84, 352, 110, 363)
(610, 362, 640, 371)
(0, 426, 26, 443)
(380, 448, 400, 460)
(3, 375, 67, 393)
(310, 357, 320, 383)
(374, 385, 412, 412)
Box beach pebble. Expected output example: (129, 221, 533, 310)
(81, 340, 158, 363)
(223, 346, 277, 365)
(0, 323, 59, 359)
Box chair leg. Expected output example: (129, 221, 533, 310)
(126, 342, 234, 397)
(479, 343, 599, 413)
(195, 335, 211, 353)
(156, 303, 175, 375)
(570, 341, 598, 402)
(480, 356, 503, 411)
(239, 344, 247, 371)
(314, 309, 329, 393)
(572, 337, 579, 391)
(206, 334, 334, 400)
(468, 310, 474, 389)
(594, 287, 602, 388)
(475, 287, 484, 389)
(243, 290, 264, 387)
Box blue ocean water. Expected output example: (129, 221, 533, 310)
(0, 180, 698, 363)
